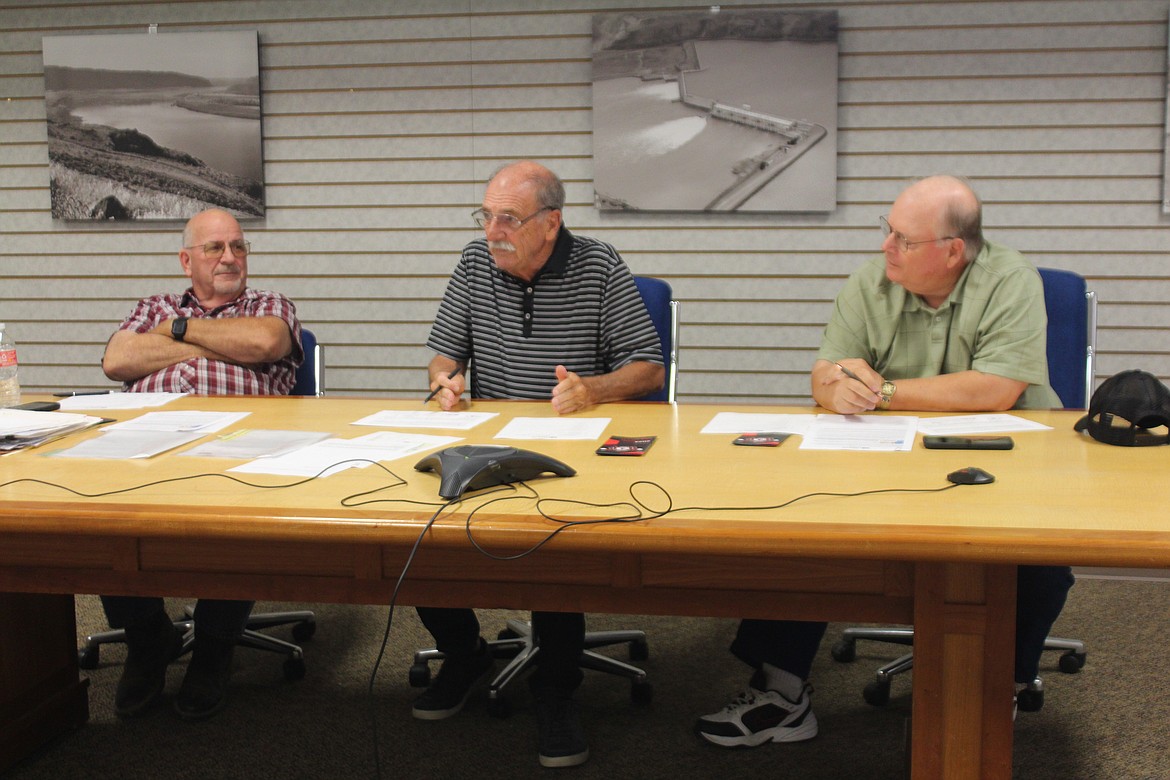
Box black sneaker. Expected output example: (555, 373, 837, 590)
(695, 670, 817, 747)
(114, 611, 181, 718)
(412, 641, 494, 720)
(535, 689, 589, 768)
(173, 636, 236, 721)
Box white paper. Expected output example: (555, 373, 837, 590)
(103, 410, 250, 434)
(494, 417, 611, 441)
(916, 414, 1053, 435)
(228, 430, 461, 477)
(180, 429, 332, 459)
(700, 412, 814, 436)
(52, 430, 206, 459)
(0, 409, 108, 451)
(56, 392, 185, 411)
(0, 408, 98, 437)
(351, 409, 498, 430)
(799, 414, 918, 452)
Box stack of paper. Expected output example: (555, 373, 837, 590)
(0, 408, 107, 452)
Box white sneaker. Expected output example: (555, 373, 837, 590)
(695, 671, 818, 747)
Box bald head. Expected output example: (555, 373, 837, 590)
(487, 161, 565, 212)
(900, 176, 983, 262)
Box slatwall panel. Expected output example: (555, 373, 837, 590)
(0, 0, 1167, 403)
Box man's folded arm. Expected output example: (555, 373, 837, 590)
(102, 317, 293, 382)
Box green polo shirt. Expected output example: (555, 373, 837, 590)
(816, 240, 1061, 410)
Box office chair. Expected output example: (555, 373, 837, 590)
(291, 327, 324, 397)
(77, 328, 325, 681)
(830, 269, 1094, 711)
(409, 280, 678, 716)
(633, 275, 680, 403)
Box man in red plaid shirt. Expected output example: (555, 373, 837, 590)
(99, 208, 303, 721)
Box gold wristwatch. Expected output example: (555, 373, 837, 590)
(878, 380, 896, 410)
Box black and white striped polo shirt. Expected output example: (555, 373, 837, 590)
(427, 227, 663, 400)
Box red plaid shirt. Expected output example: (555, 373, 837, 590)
(117, 287, 303, 395)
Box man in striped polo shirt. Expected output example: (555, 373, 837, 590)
(99, 208, 303, 722)
(417, 160, 665, 768)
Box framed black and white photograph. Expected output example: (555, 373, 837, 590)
(42, 30, 264, 221)
(591, 8, 838, 213)
(1163, 10, 1170, 215)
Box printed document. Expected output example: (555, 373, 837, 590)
(799, 414, 918, 452)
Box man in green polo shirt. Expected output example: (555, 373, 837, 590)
(696, 175, 1074, 748)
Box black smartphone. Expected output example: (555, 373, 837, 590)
(10, 401, 61, 412)
(922, 435, 1014, 450)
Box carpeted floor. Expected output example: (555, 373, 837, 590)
(5, 576, 1168, 779)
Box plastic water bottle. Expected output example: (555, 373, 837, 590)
(0, 323, 21, 408)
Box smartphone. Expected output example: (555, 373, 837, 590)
(10, 401, 61, 412)
(922, 435, 1014, 450)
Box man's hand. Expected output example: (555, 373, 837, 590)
(551, 364, 593, 415)
(812, 359, 882, 414)
(431, 370, 466, 411)
(427, 356, 467, 411)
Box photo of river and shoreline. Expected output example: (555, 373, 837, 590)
(42, 30, 264, 221)
(592, 9, 838, 213)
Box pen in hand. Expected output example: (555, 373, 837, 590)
(423, 367, 464, 405)
(834, 362, 871, 388)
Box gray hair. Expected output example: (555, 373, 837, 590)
(488, 162, 565, 211)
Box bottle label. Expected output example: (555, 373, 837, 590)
(0, 349, 15, 368)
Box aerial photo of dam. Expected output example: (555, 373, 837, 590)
(592, 8, 838, 213)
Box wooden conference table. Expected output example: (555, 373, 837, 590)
(2, 396, 1169, 778)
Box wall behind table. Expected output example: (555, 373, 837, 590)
(1, 0, 1167, 402)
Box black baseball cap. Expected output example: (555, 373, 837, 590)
(1074, 369, 1170, 446)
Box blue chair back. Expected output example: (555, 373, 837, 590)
(290, 328, 323, 397)
(633, 276, 678, 403)
(1038, 268, 1096, 408)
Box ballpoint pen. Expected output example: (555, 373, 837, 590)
(834, 362, 870, 387)
(423, 367, 464, 404)
(53, 390, 115, 397)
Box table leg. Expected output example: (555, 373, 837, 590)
(910, 562, 1016, 779)
(0, 592, 89, 772)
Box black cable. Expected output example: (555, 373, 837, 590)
(459, 479, 963, 561)
(0, 458, 416, 507)
(367, 498, 456, 780)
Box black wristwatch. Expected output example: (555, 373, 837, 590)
(171, 317, 189, 342)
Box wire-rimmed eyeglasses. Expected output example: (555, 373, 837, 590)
(184, 239, 251, 260)
(879, 216, 954, 253)
(471, 207, 551, 231)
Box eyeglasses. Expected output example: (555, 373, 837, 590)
(471, 207, 551, 231)
(185, 240, 251, 260)
(880, 216, 954, 253)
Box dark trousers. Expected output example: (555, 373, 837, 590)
(101, 596, 254, 643)
(417, 606, 586, 692)
(731, 565, 1075, 684)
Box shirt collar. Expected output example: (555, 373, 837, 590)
(179, 287, 250, 314)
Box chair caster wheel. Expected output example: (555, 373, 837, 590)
(292, 620, 316, 642)
(863, 679, 890, 707)
(630, 638, 649, 662)
(1059, 650, 1086, 674)
(409, 662, 431, 688)
(831, 639, 856, 663)
(283, 656, 306, 681)
(1016, 687, 1044, 712)
(78, 645, 99, 670)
